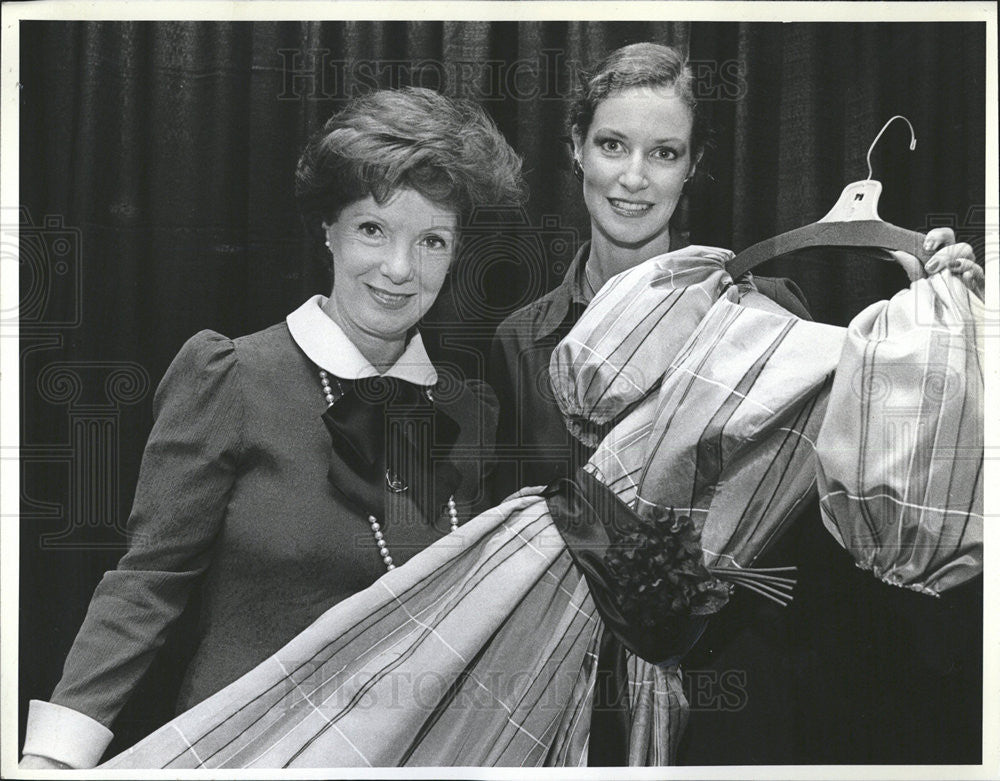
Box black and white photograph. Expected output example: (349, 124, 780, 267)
(2, 2, 996, 777)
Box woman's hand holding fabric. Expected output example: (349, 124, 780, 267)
(892, 226, 984, 299)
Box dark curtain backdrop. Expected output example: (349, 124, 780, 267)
(19, 20, 985, 762)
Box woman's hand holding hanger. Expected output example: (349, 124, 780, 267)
(895, 226, 984, 299)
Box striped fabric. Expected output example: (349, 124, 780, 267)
(592, 299, 841, 567)
(815, 271, 984, 594)
(587, 296, 843, 569)
(549, 246, 746, 447)
(103, 492, 688, 768)
(563, 250, 983, 590)
(101, 252, 983, 769)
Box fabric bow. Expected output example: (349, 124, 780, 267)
(321, 376, 462, 523)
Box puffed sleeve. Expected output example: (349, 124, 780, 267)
(548, 247, 734, 447)
(815, 272, 983, 595)
(46, 330, 244, 728)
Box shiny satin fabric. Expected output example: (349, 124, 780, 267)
(542, 471, 714, 664)
(103, 492, 688, 768)
(815, 271, 984, 594)
(100, 250, 983, 769)
(549, 246, 745, 448)
(624, 296, 841, 570)
(553, 246, 983, 592)
(321, 376, 462, 525)
(563, 247, 842, 570)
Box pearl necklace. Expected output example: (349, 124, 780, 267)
(319, 369, 459, 571)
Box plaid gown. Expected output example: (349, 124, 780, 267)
(103, 247, 983, 768)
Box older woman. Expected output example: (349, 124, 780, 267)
(20, 87, 526, 770)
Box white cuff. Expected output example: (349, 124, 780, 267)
(23, 700, 114, 769)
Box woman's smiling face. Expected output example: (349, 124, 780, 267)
(574, 85, 696, 255)
(323, 188, 457, 363)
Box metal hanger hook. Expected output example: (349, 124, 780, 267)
(866, 115, 917, 180)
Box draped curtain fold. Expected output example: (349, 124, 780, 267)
(18, 19, 985, 759)
(21, 21, 984, 346)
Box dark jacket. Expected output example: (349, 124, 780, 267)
(49, 324, 496, 730)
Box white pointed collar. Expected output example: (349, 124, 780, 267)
(286, 295, 437, 387)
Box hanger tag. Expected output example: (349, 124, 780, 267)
(819, 180, 883, 223)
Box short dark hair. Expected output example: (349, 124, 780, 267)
(569, 43, 708, 159)
(295, 87, 527, 243)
